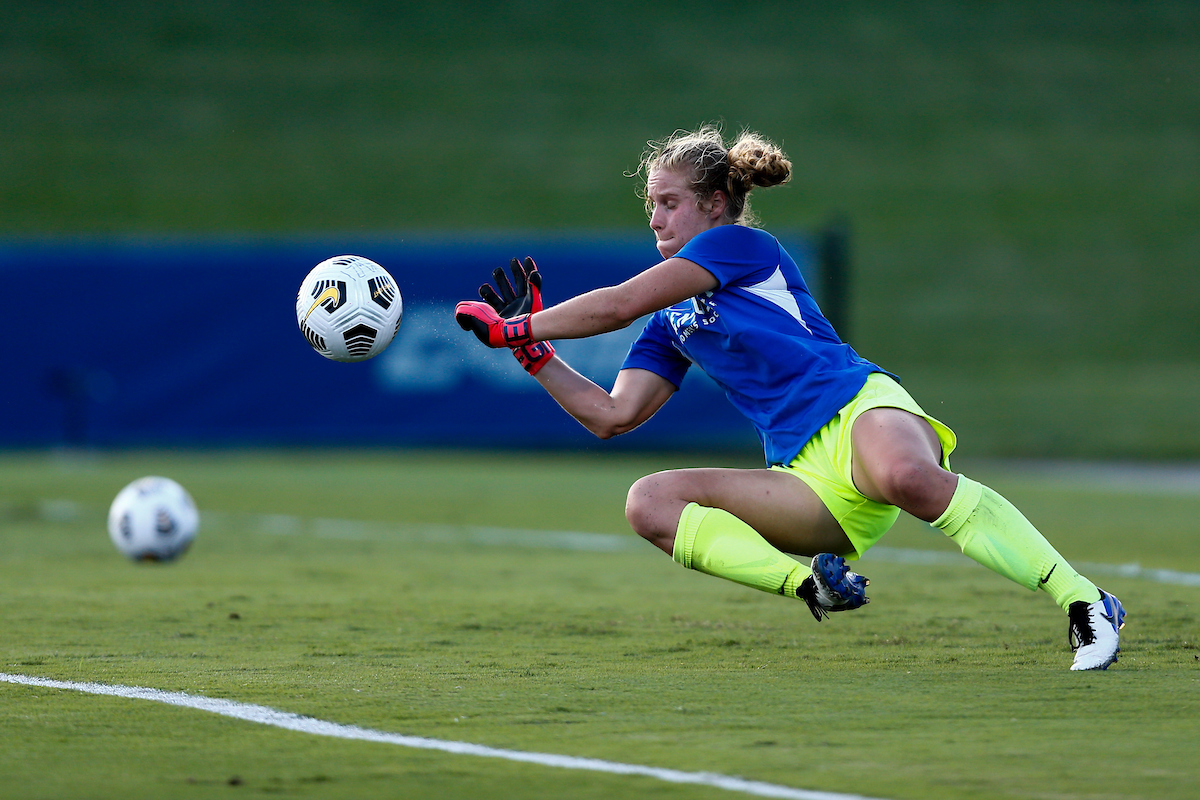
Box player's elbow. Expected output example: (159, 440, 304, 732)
(587, 417, 637, 440)
(569, 370, 671, 441)
(582, 407, 644, 440)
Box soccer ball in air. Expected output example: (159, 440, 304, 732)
(107, 477, 199, 562)
(296, 255, 403, 362)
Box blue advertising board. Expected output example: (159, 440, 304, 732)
(2, 232, 823, 455)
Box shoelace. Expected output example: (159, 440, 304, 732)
(1068, 603, 1097, 649)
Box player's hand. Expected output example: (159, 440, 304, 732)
(477, 257, 555, 372)
(479, 257, 544, 317)
(454, 303, 534, 348)
(454, 302, 553, 371)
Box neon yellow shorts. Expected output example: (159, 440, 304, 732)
(769, 372, 957, 560)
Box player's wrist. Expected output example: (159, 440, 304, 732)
(501, 313, 535, 348)
(512, 339, 555, 375)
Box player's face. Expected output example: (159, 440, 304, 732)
(647, 168, 724, 259)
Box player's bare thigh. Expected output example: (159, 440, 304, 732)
(625, 467, 851, 556)
(850, 406, 957, 521)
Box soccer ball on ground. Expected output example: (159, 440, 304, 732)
(296, 255, 404, 362)
(107, 476, 199, 562)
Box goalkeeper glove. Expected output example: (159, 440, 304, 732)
(479, 257, 545, 316)
(454, 303, 534, 348)
(475, 257, 555, 375)
(511, 340, 555, 376)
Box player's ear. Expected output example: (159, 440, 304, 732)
(707, 190, 728, 220)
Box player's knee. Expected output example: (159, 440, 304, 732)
(876, 460, 954, 519)
(624, 475, 658, 539)
(624, 472, 685, 552)
(626, 470, 706, 556)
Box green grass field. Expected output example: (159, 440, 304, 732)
(2, 449, 1197, 799)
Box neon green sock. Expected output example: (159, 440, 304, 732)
(672, 503, 809, 597)
(932, 475, 1100, 609)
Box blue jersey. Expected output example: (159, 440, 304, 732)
(620, 225, 887, 465)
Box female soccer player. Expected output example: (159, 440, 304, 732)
(455, 124, 1125, 671)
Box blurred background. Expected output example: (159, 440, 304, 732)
(2, 0, 1197, 459)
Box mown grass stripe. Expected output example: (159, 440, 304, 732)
(240, 510, 1200, 588)
(26, 498, 1200, 586)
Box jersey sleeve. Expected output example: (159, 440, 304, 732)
(674, 226, 780, 289)
(620, 312, 691, 388)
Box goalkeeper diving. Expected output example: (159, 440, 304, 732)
(455, 124, 1125, 671)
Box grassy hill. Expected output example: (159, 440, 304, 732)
(2, 1, 1197, 457)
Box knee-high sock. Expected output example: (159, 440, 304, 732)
(672, 503, 809, 597)
(932, 475, 1099, 609)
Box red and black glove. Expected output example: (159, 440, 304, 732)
(479, 257, 544, 316)
(456, 257, 556, 375)
(453, 304, 534, 348)
(510, 340, 555, 375)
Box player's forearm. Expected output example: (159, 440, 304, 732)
(529, 286, 638, 342)
(532, 358, 642, 439)
(528, 258, 718, 342)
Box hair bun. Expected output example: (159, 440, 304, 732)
(728, 135, 791, 189)
(727, 163, 756, 193)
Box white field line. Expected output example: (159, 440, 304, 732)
(968, 459, 1200, 496)
(0, 672, 888, 800)
(863, 546, 1200, 588)
(229, 511, 1200, 588)
(25, 499, 1200, 587)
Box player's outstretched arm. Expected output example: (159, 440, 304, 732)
(532, 361, 676, 440)
(456, 257, 717, 348)
(453, 255, 691, 419)
(530, 257, 717, 341)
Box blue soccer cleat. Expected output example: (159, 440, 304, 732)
(1069, 589, 1126, 671)
(797, 553, 870, 622)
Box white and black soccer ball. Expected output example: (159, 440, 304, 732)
(107, 477, 199, 562)
(296, 255, 404, 362)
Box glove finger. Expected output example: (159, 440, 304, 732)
(478, 283, 505, 312)
(453, 302, 491, 344)
(454, 302, 478, 332)
(492, 266, 517, 304)
(522, 257, 543, 312)
(509, 257, 529, 299)
(522, 257, 542, 291)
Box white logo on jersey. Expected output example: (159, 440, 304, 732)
(667, 291, 719, 343)
(666, 306, 698, 342)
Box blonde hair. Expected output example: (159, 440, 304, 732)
(637, 124, 792, 226)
